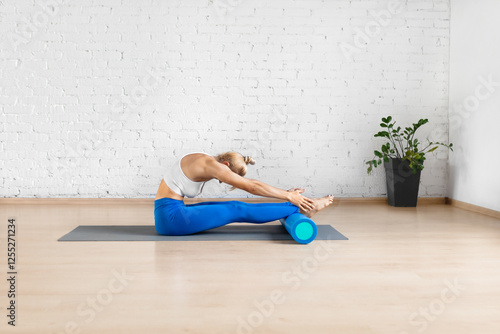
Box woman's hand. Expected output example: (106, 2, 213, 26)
(288, 189, 315, 212)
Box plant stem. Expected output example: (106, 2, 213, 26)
(388, 132, 401, 158)
(419, 142, 433, 153)
(410, 127, 418, 146)
(397, 135, 405, 156)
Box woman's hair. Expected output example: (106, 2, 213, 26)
(215, 151, 256, 190)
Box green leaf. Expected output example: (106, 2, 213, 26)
(387, 116, 392, 122)
(374, 150, 383, 158)
(380, 123, 387, 127)
(383, 156, 389, 162)
(374, 131, 390, 138)
(427, 146, 438, 153)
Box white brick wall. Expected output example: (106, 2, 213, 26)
(0, 0, 450, 198)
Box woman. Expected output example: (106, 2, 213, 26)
(154, 151, 334, 236)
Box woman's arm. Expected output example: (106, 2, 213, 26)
(206, 160, 314, 211)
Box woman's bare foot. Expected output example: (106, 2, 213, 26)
(299, 195, 335, 218)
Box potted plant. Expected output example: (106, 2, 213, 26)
(366, 116, 453, 207)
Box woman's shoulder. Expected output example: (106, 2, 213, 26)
(185, 151, 211, 157)
(185, 152, 213, 160)
(182, 152, 214, 165)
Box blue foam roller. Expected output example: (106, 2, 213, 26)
(279, 213, 318, 244)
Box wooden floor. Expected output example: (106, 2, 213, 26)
(1, 200, 499, 334)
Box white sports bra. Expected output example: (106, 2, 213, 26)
(163, 152, 211, 198)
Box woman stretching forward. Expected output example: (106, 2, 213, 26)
(154, 151, 334, 236)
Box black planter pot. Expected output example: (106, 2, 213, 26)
(384, 158, 421, 207)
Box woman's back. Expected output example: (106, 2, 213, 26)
(164, 152, 212, 198)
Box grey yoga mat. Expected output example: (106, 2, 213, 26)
(58, 224, 348, 242)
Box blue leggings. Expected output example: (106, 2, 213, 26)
(154, 197, 300, 236)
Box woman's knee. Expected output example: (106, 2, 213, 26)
(154, 218, 172, 235)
